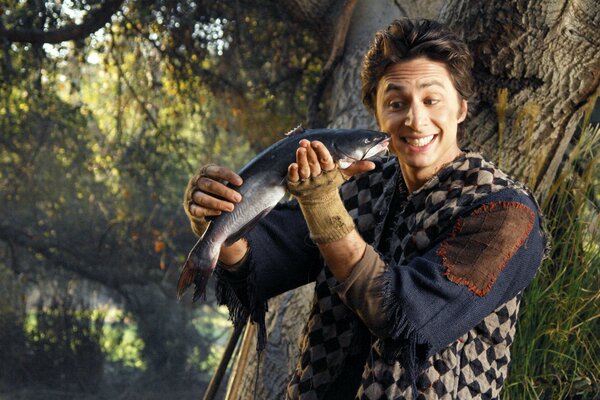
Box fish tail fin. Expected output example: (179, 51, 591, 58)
(176, 241, 219, 302)
(176, 257, 196, 301)
(192, 265, 213, 302)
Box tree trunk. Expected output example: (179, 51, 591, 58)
(440, 0, 600, 197)
(122, 283, 202, 380)
(224, 0, 599, 398)
(224, 285, 314, 399)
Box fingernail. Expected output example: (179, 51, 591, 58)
(234, 193, 242, 202)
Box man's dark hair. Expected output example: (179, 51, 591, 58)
(361, 19, 475, 115)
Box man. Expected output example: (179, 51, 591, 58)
(184, 19, 547, 399)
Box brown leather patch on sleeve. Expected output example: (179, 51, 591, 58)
(436, 202, 535, 296)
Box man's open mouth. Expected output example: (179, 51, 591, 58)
(402, 134, 437, 147)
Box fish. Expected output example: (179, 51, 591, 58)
(176, 126, 389, 301)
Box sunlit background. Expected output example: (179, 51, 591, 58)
(0, 1, 327, 398)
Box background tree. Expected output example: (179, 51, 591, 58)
(0, 0, 329, 397)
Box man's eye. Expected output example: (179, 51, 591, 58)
(424, 98, 440, 105)
(389, 101, 404, 109)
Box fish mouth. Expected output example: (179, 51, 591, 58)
(336, 137, 389, 168)
(361, 137, 389, 160)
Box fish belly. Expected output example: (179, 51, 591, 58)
(221, 183, 286, 244)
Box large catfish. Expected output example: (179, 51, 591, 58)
(177, 126, 389, 301)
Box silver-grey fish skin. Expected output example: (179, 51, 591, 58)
(177, 128, 389, 302)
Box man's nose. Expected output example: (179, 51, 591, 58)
(404, 102, 427, 131)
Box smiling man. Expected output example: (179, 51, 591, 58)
(184, 19, 547, 399)
(374, 58, 467, 191)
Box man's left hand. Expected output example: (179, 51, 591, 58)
(287, 139, 376, 182)
(286, 139, 371, 281)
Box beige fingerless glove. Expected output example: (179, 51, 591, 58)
(182, 165, 212, 238)
(287, 168, 355, 244)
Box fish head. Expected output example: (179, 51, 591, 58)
(329, 130, 389, 167)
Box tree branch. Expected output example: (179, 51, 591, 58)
(0, 224, 143, 288)
(0, 0, 125, 44)
(307, 0, 357, 127)
(279, 0, 339, 30)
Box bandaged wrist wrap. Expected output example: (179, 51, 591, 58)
(182, 165, 212, 237)
(287, 168, 355, 244)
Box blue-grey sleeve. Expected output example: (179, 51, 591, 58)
(214, 200, 322, 336)
(334, 189, 547, 363)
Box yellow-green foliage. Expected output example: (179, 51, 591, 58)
(99, 308, 146, 370)
(504, 124, 600, 399)
(495, 88, 544, 186)
(495, 88, 509, 168)
(514, 102, 541, 186)
(187, 304, 231, 373)
(24, 306, 146, 371)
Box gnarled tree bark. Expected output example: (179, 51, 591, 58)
(440, 0, 600, 198)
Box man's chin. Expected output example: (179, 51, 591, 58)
(398, 155, 435, 170)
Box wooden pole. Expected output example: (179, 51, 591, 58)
(202, 324, 245, 400)
(225, 321, 256, 399)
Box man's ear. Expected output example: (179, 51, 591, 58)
(458, 99, 468, 123)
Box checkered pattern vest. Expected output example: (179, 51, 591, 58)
(287, 152, 530, 399)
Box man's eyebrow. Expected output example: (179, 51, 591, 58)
(384, 83, 405, 93)
(383, 80, 446, 93)
(419, 80, 445, 89)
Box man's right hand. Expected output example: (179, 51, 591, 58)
(183, 164, 248, 267)
(186, 164, 243, 218)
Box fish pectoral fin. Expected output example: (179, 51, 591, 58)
(224, 206, 276, 246)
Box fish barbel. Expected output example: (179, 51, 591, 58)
(177, 126, 389, 301)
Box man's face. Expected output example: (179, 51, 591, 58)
(374, 57, 467, 187)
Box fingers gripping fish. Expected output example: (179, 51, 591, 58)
(177, 126, 389, 302)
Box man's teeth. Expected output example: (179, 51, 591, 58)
(404, 135, 435, 147)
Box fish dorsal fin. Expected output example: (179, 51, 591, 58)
(284, 124, 305, 136)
